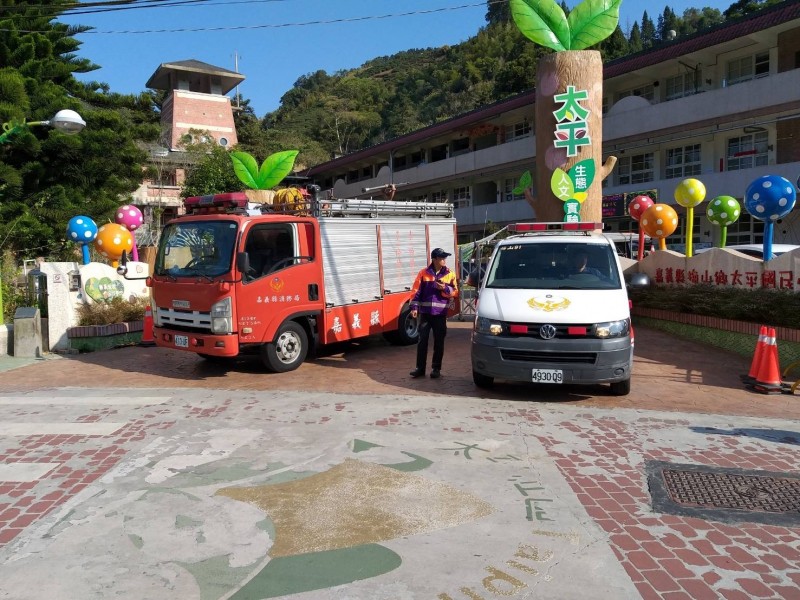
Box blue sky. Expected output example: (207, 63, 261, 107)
(61, 0, 732, 117)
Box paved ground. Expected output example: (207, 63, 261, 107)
(0, 322, 798, 599)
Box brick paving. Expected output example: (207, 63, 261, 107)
(0, 324, 799, 598)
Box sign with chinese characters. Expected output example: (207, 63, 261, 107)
(553, 85, 591, 157)
(550, 158, 596, 222)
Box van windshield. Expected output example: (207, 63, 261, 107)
(485, 242, 622, 290)
(155, 221, 238, 278)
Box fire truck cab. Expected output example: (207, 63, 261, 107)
(143, 190, 458, 372)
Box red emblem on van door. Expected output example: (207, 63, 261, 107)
(270, 277, 284, 292)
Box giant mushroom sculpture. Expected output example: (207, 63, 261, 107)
(706, 196, 741, 248)
(640, 204, 679, 251)
(627, 194, 655, 260)
(744, 175, 797, 260)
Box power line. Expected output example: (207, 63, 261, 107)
(0, 1, 487, 35)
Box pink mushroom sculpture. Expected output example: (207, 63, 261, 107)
(115, 204, 144, 262)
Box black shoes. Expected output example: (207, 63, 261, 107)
(410, 368, 441, 378)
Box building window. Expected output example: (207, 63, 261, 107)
(617, 153, 654, 185)
(727, 132, 768, 171)
(452, 186, 471, 209)
(430, 144, 448, 162)
(503, 120, 532, 142)
(665, 71, 700, 100)
(430, 190, 448, 203)
(726, 52, 769, 86)
(503, 178, 525, 202)
(666, 144, 701, 179)
(726, 212, 764, 245)
(615, 84, 655, 103)
(451, 138, 470, 156)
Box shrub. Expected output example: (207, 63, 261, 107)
(629, 285, 800, 329)
(76, 296, 149, 326)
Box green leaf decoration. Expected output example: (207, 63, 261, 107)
(513, 170, 533, 195)
(257, 150, 299, 189)
(551, 167, 575, 200)
(568, 0, 622, 50)
(568, 159, 596, 192)
(510, 0, 570, 51)
(230, 150, 300, 190)
(230, 151, 260, 189)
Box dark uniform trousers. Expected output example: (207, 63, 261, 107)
(416, 313, 448, 372)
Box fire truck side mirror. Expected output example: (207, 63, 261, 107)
(237, 251, 250, 275)
(116, 250, 129, 277)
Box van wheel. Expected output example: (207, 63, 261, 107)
(472, 370, 494, 388)
(610, 378, 631, 396)
(383, 307, 418, 346)
(262, 322, 308, 372)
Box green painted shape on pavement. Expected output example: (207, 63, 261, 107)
(228, 543, 402, 599)
(382, 451, 433, 472)
(178, 555, 253, 600)
(353, 439, 383, 453)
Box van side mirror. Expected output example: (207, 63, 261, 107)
(626, 272, 650, 289)
(466, 268, 482, 288)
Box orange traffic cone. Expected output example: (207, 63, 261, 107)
(741, 325, 767, 384)
(748, 327, 782, 394)
(139, 305, 156, 347)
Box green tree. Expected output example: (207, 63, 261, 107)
(641, 11, 657, 49)
(181, 145, 243, 198)
(598, 26, 630, 60)
(679, 8, 725, 35)
(628, 22, 643, 53)
(657, 7, 680, 41)
(723, 0, 782, 20)
(0, 1, 158, 260)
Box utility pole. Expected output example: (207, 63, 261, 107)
(234, 51, 241, 108)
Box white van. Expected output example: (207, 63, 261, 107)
(470, 222, 644, 396)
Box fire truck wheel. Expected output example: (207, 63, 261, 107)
(383, 307, 418, 346)
(262, 321, 308, 372)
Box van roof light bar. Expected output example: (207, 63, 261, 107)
(507, 222, 603, 233)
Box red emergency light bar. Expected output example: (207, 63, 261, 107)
(184, 192, 249, 214)
(507, 222, 603, 233)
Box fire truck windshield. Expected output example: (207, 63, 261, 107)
(155, 221, 238, 278)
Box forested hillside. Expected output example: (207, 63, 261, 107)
(233, 0, 782, 170)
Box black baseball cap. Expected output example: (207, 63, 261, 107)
(431, 248, 451, 259)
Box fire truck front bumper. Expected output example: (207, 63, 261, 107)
(154, 327, 240, 357)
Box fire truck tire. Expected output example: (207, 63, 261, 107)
(262, 321, 308, 372)
(383, 307, 418, 346)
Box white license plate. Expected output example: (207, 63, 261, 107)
(532, 369, 563, 384)
(174, 335, 189, 348)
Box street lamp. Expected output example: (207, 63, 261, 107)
(0, 109, 86, 325)
(0, 109, 86, 144)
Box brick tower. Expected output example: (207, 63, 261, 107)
(146, 59, 245, 150)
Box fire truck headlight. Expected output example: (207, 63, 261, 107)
(211, 297, 233, 334)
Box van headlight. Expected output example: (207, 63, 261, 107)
(595, 319, 630, 338)
(211, 297, 233, 334)
(475, 317, 504, 335)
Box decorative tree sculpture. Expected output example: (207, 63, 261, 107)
(231, 150, 299, 205)
(511, 0, 621, 222)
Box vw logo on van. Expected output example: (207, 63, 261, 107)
(539, 324, 557, 340)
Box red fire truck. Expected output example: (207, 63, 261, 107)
(136, 189, 458, 372)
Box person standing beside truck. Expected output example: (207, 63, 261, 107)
(409, 248, 459, 379)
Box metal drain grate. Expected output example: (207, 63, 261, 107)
(647, 461, 800, 526)
(662, 469, 800, 513)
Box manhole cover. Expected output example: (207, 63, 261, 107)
(647, 461, 800, 526)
